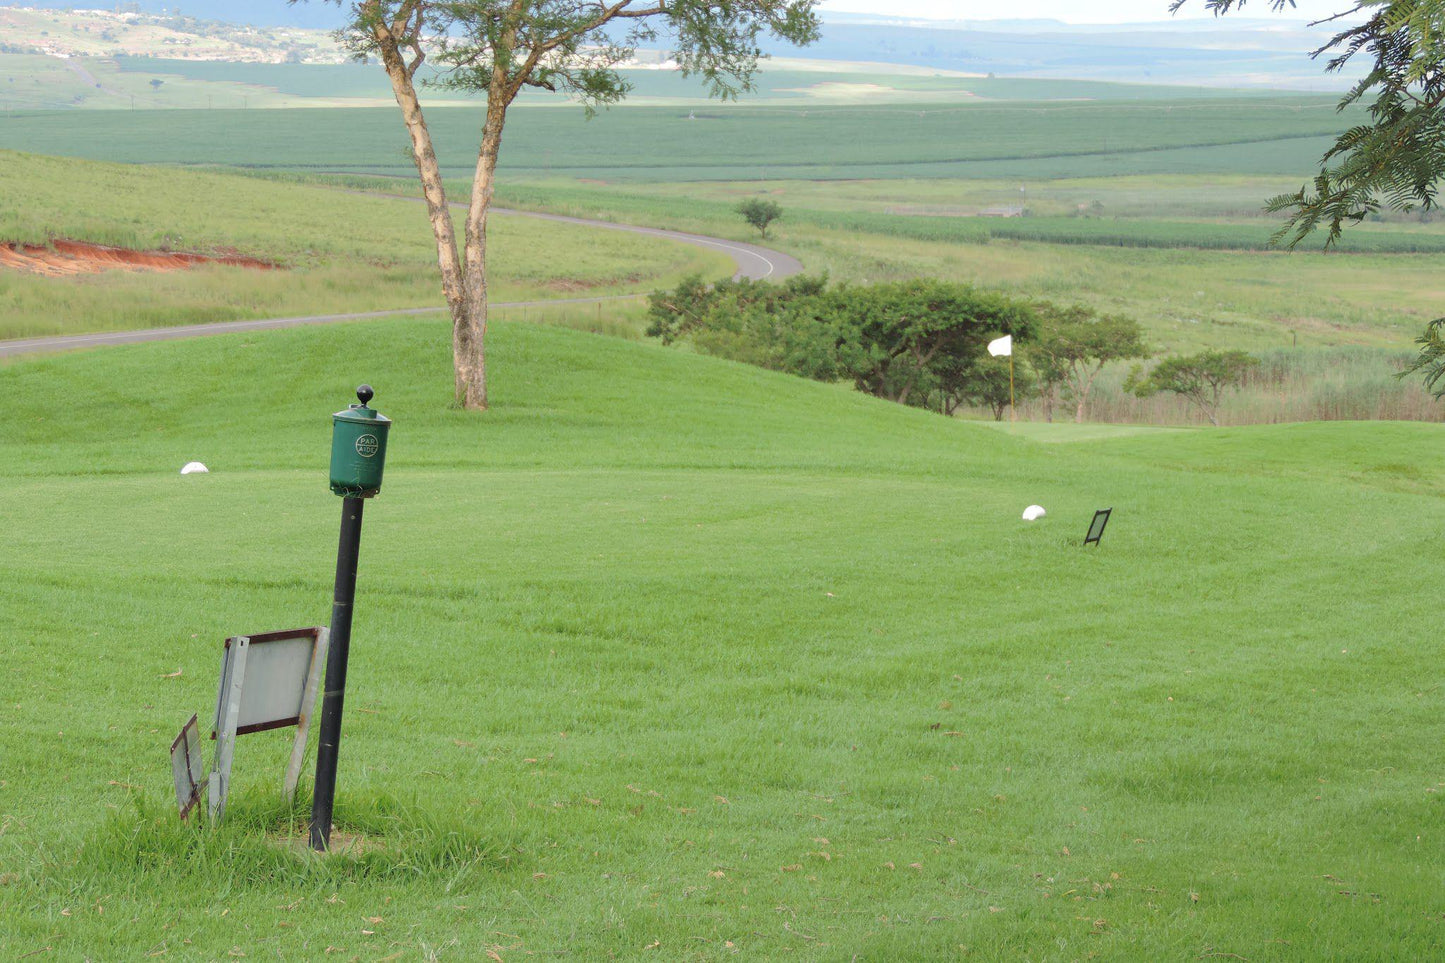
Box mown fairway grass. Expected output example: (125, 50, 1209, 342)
(0, 152, 732, 340)
(0, 319, 1441, 959)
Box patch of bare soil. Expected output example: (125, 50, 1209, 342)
(0, 239, 277, 278)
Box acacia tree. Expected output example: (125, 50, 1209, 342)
(1127, 350, 1258, 426)
(1029, 305, 1149, 423)
(321, 1, 820, 409)
(1179, 1, 1445, 393)
(1023, 302, 1087, 422)
(736, 197, 783, 238)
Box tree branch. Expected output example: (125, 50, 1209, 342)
(503, 0, 647, 102)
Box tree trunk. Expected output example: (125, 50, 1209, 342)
(1196, 381, 1219, 425)
(1075, 363, 1104, 424)
(375, 35, 466, 389)
(372, 12, 513, 412)
(454, 99, 508, 410)
(1068, 370, 1086, 424)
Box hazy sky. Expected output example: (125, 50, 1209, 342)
(817, 0, 1328, 22)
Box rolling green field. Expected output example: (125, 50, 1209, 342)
(0, 152, 732, 340)
(487, 179, 1445, 254)
(0, 318, 1441, 959)
(0, 98, 1357, 180)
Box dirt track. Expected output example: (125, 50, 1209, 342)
(0, 239, 275, 278)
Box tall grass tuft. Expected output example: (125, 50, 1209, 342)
(59, 791, 504, 894)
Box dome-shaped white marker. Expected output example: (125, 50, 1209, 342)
(180, 462, 209, 475)
(1022, 505, 1046, 521)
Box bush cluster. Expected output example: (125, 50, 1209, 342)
(649, 276, 1260, 425)
(646, 274, 1035, 414)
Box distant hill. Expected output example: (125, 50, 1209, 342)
(0, 2, 1357, 89)
(0, 1, 342, 28)
(755, 15, 1358, 90)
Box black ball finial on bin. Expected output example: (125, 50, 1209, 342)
(356, 384, 374, 406)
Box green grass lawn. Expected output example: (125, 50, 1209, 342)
(0, 318, 1440, 959)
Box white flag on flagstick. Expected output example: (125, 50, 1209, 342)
(987, 335, 1012, 357)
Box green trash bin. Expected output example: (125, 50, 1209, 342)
(330, 385, 391, 498)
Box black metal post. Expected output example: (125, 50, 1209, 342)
(310, 496, 366, 851)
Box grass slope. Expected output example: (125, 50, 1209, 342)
(0, 152, 732, 340)
(0, 319, 1441, 959)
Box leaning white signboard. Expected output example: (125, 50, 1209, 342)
(209, 627, 329, 822)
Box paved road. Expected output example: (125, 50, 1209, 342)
(59, 56, 128, 100)
(494, 207, 802, 283)
(0, 209, 802, 359)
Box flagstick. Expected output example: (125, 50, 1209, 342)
(1009, 354, 1016, 423)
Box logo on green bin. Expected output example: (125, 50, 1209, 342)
(355, 433, 380, 458)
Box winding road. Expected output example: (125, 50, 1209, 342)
(0, 208, 803, 359)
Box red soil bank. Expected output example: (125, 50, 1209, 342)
(0, 239, 276, 277)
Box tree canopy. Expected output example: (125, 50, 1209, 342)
(647, 276, 1038, 412)
(736, 198, 784, 238)
(1027, 304, 1149, 423)
(336, 0, 821, 111)
(1127, 349, 1258, 426)
(829, 281, 1035, 407)
(1178, 1, 1445, 248)
(646, 274, 836, 377)
(943, 355, 1037, 420)
(1180, 1, 1445, 398)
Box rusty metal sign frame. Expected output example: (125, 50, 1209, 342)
(170, 714, 206, 820)
(207, 627, 329, 822)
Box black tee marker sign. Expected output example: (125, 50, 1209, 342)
(1085, 509, 1112, 546)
